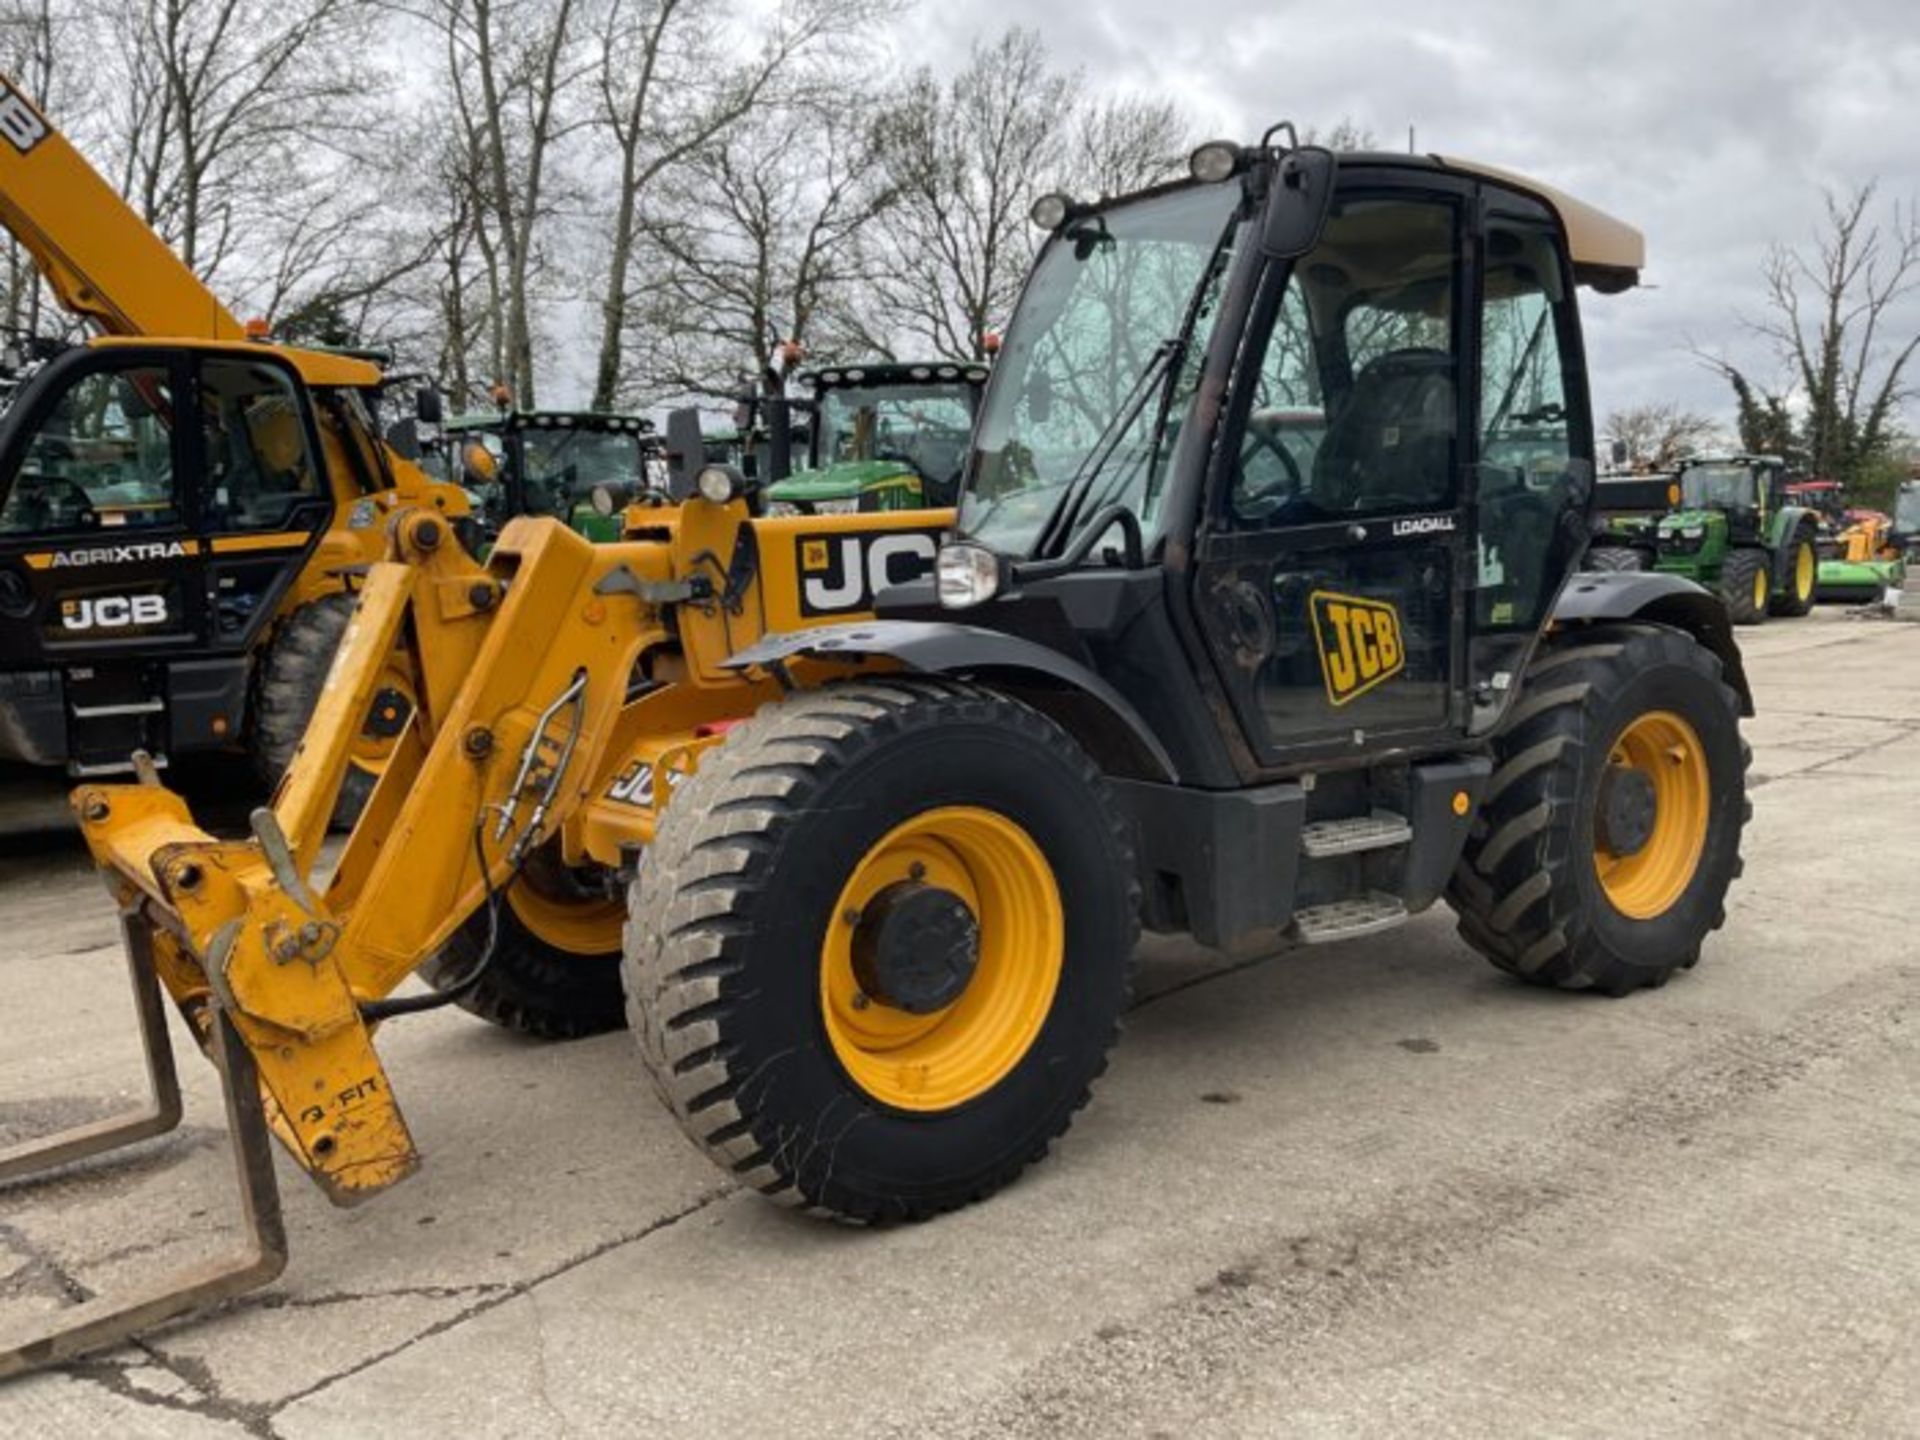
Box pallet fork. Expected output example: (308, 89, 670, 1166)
(0, 907, 287, 1379)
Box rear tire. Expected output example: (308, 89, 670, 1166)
(626, 679, 1137, 1221)
(1447, 624, 1748, 995)
(1586, 545, 1646, 573)
(1720, 548, 1770, 625)
(1769, 529, 1818, 617)
(250, 593, 377, 827)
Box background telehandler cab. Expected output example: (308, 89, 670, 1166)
(1, 133, 1753, 1377)
(0, 75, 468, 816)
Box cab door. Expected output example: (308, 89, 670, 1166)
(1190, 179, 1592, 765)
(1190, 187, 1472, 765)
(0, 348, 205, 663)
(192, 354, 332, 650)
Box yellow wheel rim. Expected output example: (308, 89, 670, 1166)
(820, 806, 1063, 1112)
(1753, 565, 1769, 610)
(1593, 710, 1710, 920)
(1794, 542, 1814, 601)
(506, 856, 625, 956)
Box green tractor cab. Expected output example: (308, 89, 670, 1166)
(1598, 456, 1820, 625)
(762, 362, 988, 515)
(443, 409, 658, 543)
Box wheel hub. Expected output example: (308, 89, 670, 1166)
(850, 881, 980, 1014)
(1596, 764, 1658, 857)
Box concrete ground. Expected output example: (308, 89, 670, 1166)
(0, 609, 1915, 1438)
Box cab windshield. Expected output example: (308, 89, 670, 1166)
(1895, 484, 1920, 533)
(814, 381, 978, 495)
(960, 183, 1243, 556)
(1680, 464, 1757, 511)
(518, 428, 643, 514)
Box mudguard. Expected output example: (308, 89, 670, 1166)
(725, 619, 1179, 781)
(1552, 570, 1754, 715)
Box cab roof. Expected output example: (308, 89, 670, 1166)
(1406, 154, 1643, 290)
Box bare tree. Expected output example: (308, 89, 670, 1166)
(101, 0, 380, 284)
(1064, 94, 1190, 200)
(1603, 402, 1720, 470)
(586, 0, 878, 409)
(869, 28, 1074, 363)
(1707, 182, 1920, 488)
(629, 97, 896, 404)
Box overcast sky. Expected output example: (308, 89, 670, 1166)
(895, 0, 1920, 435)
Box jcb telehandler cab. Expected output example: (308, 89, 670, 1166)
(0, 78, 465, 806)
(442, 408, 660, 543)
(0, 135, 1753, 1376)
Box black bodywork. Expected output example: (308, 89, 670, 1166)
(726, 153, 1742, 950)
(0, 345, 338, 775)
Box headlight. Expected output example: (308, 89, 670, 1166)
(1681, 525, 1705, 540)
(765, 500, 801, 517)
(1029, 192, 1072, 231)
(936, 543, 1002, 609)
(1188, 140, 1242, 184)
(695, 465, 740, 504)
(812, 497, 860, 516)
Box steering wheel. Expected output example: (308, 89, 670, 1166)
(1233, 426, 1307, 523)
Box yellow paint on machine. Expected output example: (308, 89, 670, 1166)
(1310, 590, 1406, 706)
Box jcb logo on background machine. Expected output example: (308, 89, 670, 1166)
(0, 82, 49, 154)
(1310, 591, 1405, 706)
(61, 595, 169, 632)
(797, 530, 941, 616)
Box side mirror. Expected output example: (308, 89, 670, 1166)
(415, 386, 444, 426)
(1260, 146, 1336, 259)
(385, 417, 422, 460)
(664, 407, 706, 499)
(1609, 439, 1629, 467)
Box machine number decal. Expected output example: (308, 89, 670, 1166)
(0, 83, 48, 154)
(1309, 591, 1405, 706)
(61, 594, 169, 631)
(797, 530, 940, 616)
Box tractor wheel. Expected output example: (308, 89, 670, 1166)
(625, 679, 1137, 1221)
(1769, 529, 1818, 617)
(1447, 623, 1748, 995)
(421, 841, 627, 1038)
(1586, 546, 1646, 573)
(250, 593, 382, 827)
(1720, 549, 1770, 626)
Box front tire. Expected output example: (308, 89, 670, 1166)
(626, 680, 1137, 1221)
(422, 843, 627, 1039)
(1447, 624, 1748, 995)
(1720, 548, 1770, 625)
(250, 592, 396, 827)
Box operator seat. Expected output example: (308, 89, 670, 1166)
(1310, 347, 1455, 512)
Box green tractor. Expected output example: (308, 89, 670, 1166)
(442, 409, 659, 543)
(762, 361, 989, 515)
(1589, 455, 1818, 624)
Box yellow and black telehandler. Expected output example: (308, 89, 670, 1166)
(1, 128, 1753, 1376)
(0, 76, 465, 815)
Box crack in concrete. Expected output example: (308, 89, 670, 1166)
(257, 1184, 735, 1423)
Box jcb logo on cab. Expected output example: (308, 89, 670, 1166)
(61, 595, 168, 631)
(1310, 591, 1405, 706)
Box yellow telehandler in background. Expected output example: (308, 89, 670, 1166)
(0, 76, 466, 816)
(0, 128, 1753, 1376)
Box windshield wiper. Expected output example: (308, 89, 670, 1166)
(1034, 336, 1184, 559)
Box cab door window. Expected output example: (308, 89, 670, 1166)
(1473, 219, 1583, 632)
(198, 359, 320, 531)
(0, 364, 179, 535)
